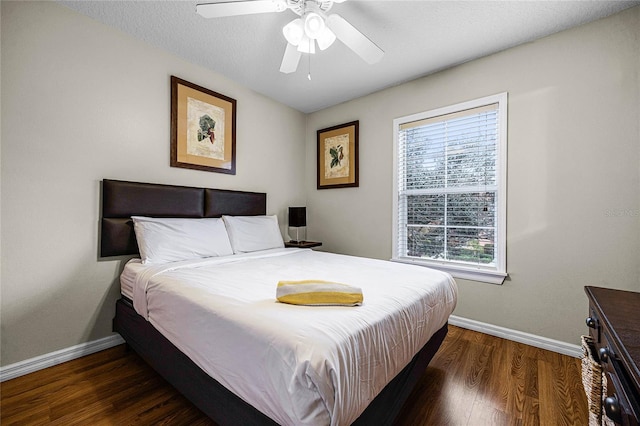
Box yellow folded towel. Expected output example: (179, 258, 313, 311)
(276, 280, 363, 306)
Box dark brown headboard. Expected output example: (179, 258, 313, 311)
(100, 179, 267, 257)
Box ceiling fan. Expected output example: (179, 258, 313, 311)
(196, 0, 384, 74)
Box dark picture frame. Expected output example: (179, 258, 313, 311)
(317, 120, 359, 189)
(170, 76, 237, 174)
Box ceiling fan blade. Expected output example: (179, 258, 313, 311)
(280, 43, 302, 74)
(326, 14, 384, 64)
(196, 1, 284, 18)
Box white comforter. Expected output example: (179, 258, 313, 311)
(123, 248, 457, 425)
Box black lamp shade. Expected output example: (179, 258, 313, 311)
(288, 207, 306, 227)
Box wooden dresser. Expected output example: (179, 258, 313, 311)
(585, 286, 640, 425)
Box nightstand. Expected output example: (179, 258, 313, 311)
(285, 241, 322, 249)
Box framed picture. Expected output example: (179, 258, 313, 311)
(171, 76, 236, 174)
(317, 120, 359, 189)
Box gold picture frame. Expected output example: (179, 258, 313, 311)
(317, 120, 359, 189)
(171, 76, 236, 174)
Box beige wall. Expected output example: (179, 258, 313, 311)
(0, 1, 305, 366)
(305, 6, 640, 345)
(1, 1, 638, 367)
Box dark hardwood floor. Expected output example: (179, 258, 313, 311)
(395, 326, 588, 426)
(0, 326, 588, 425)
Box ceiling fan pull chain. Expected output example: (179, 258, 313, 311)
(308, 46, 312, 80)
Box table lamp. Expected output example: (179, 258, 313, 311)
(288, 207, 306, 243)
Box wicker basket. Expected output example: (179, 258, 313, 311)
(581, 335, 603, 426)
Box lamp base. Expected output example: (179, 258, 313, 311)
(288, 226, 306, 244)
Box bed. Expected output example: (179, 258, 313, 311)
(102, 179, 457, 425)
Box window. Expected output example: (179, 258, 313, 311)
(392, 93, 507, 284)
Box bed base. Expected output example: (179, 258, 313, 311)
(114, 298, 447, 425)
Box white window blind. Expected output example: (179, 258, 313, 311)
(393, 93, 507, 284)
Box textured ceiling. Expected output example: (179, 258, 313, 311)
(59, 0, 639, 113)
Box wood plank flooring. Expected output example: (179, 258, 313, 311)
(394, 326, 588, 425)
(1, 326, 588, 425)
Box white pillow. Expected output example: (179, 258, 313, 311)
(132, 216, 233, 264)
(222, 215, 284, 253)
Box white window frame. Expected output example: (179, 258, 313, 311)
(392, 93, 508, 284)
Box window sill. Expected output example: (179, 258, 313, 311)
(391, 257, 507, 285)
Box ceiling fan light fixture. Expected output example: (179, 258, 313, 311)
(316, 27, 336, 50)
(283, 18, 304, 46)
(303, 12, 326, 39)
(297, 35, 316, 54)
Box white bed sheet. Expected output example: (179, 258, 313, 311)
(120, 259, 137, 300)
(122, 248, 457, 426)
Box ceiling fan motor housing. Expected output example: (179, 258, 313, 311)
(287, 0, 334, 16)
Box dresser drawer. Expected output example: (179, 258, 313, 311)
(599, 330, 640, 426)
(604, 369, 640, 426)
(586, 305, 601, 345)
(585, 286, 640, 426)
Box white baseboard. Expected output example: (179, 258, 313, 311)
(449, 315, 582, 358)
(0, 318, 582, 382)
(0, 334, 125, 382)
